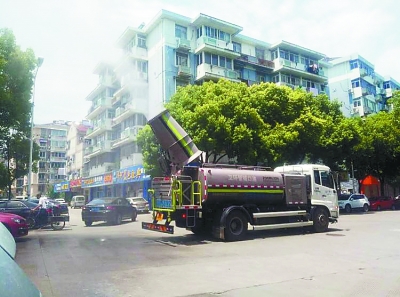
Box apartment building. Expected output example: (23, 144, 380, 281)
(24, 121, 69, 196)
(326, 54, 398, 117)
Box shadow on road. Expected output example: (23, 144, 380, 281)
(83, 220, 137, 228)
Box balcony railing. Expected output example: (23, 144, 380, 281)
(236, 54, 274, 69)
(176, 38, 191, 51)
(177, 65, 191, 78)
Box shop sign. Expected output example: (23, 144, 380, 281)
(70, 178, 82, 188)
(113, 165, 145, 184)
(82, 175, 104, 188)
(104, 173, 113, 184)
(54, 181, 70, 193)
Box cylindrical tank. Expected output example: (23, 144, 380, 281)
(148, 110, 202, 167)
(199, 167, 285, 206)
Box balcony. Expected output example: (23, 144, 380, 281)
(176, 65, 191, 79)
(176, 38, 191, 51)
(195, 36, 240, 58)
(50, 156, 66, 162)
(85, 118, 113, 139)
(196, 63, 240, 82)
(86, 97, 113, 119)
(112, 99, 148, 126)
(273, 59, 327, 83)
(235, 54, 274, 71)
(129, 46, 147, 60)
(85, 140, 113, 158)
(112, 125, 144, 149)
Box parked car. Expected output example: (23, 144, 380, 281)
(0, 200, 36, 219)
(55, 198, 67, 205)
(82, 197, 137, 226)
(71, 195, 86, 209)
(338, 193, 370, 213)
(368, 196, 395, 211)
(0, 213, 28, 238)
(0, 222, 42, 296)
(126, 197, 149, 213)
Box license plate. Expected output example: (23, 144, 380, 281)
(91, 207, 100, 212)
(142, 222, 174, 234)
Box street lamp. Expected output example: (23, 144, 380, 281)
(27, 57, 44, 198)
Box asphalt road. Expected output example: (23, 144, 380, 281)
(15, 208, 400, 297)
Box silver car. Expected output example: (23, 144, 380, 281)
(126, 197, 149, 213)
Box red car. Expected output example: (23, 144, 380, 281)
(0, 213, 29, 238)
(368, 197, 395, 211)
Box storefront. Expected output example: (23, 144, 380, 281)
(54, 165, 151, 202)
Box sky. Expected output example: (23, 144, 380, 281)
(1, 0, 399, 124)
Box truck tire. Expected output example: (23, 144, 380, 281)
(224, 210, 248, 241)
(313, 207, 329, 233)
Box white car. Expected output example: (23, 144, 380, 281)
(55, 198, 66, 204)
(338, 193, 370, 213)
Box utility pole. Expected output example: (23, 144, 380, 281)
(351, 160, 355, 193)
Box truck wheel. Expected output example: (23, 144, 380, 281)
(363, 204, 369, 212)
(345, 204, 352, 213)
(313, 207, 329, 233)
(224, 210, 248, 241)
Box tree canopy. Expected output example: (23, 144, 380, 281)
(138, 80, 400, 195)
(0, 28, 40, 195)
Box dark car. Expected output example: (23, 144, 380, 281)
(0, 213, 29, 238)
(0, 200, 35, 219)
(81, 197, 137, 226)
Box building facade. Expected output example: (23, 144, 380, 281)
(25, 121, 69, 197)
(326, 54, 398, 117)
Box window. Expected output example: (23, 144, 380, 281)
(226, 58, 232, 69)
(204, 53, 211, 64)
(314, 170, 321, 185)
(320, 171, 334, 189)
(204, 26, 230, 42)
(219, 56, 226, 68)
(176, 52, 188, 66)
(211, 55, 218, 66)
(175, 24, 187, 39)
(137, 35, 146, 48)
(255, 48, 265, 59)
(196, 27, 202, 38)
(176, 79, 189, 90)
(232, 42, 241, 53)
(137, 61, 147, 73)
(383, 81, 390, 89)
(349, 60, 359, 70)
(351, 79, 360, 88)
(196, 54, 203, 66)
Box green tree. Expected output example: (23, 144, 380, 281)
(136, 125, 165, 176)
(0, 29, 40, 195)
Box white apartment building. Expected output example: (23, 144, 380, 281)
(327, 54, 399, 117)
(24, 121, 69, 196)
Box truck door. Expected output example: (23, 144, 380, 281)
(313, 169, 338, 217)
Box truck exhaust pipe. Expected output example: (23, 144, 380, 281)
(148, 110, 203, 168)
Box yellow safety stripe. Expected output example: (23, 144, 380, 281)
(207, 189, 284, 194)
(161, 113, 194, 157)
